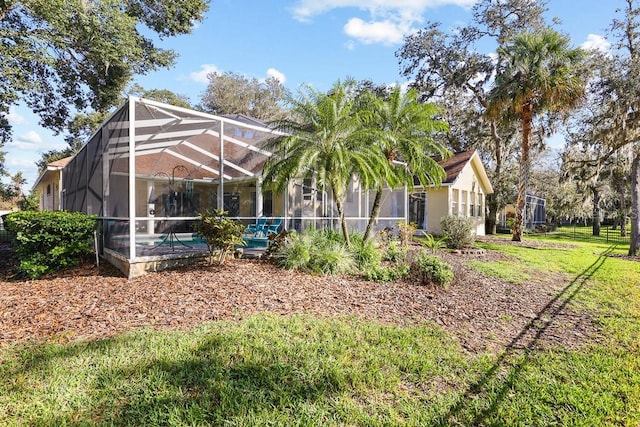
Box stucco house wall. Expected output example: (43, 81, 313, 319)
(32, 157, 71, 211)
(412, 150, 493, 236)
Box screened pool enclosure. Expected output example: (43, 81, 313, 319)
(61, 98, 407, 276)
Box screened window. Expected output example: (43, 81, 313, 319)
(451, 189, 458, 215)
(461, 191, 467, 217)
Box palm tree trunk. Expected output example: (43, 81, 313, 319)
(363, 187, 383, 241)
(513, 105, 532, 242)
(333, 187, 351, 248)
(486, 121, 503, 235)
(629, 152, 640, 256)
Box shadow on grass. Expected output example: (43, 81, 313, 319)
(3, 327, 344, 426)
(434, 244, 616, 426)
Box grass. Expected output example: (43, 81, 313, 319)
(1, 235, 639, 426)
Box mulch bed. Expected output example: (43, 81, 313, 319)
(0, 240, 601, 353)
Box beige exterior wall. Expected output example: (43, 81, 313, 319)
(35, 171, 62, 211)
(448, 159, 488, 236)
(419, 156, 491, 236)
(424, 187, 449, 235)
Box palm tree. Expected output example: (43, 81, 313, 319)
(360, 87, 450, 241)
(486, 29, 585, 241)
(262, 79, 384, 247)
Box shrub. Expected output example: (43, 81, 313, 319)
(264, 230, 289, 259)
(440, 215, 475, 249)
(196, 209, 245, 265)
(414, 250, 454, 288)
(364, 263, 410, 282)
(349, 233, 381, 270)
(273, 229, 356, 275)
(274, 232, 312, 270)
(309, 241, 355, 275)
(397, 222, 417, 247)
(421, 232, 446, 254)
(383, 240, 407, 263)
(4, 210, 97, 278)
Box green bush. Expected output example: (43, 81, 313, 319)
(414, 250, 454, 288)
(4, 211, 97, 278)
(196, 209, 245, 265)
(274, 232, 312, 271)
(383, 240, 407, 263)
(309, 240, 355, 275)
(349, 233, 381, 270)
(364, 263, 410, 282)
(397, 221, 417, 247)
(440, 215, 475, 249)
(421, 232, 446, 254)
(273, 229, 356, 275)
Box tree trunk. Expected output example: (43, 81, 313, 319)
(629, 152, 640, 256)
(591, 185, 601, 237)
(333, 187, 351, 248)
(617, 180, 627, 237)
(486, 121, 503, 235)
(363, 188, 383, 242)
(486, 194, 498, 234)
(513, 105, 532, 242)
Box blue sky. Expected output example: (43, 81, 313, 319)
(3, 0, 621, 189)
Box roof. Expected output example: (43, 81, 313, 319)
(440, 150, 475, 184)
(416, 149, 493, 194)
(47, 156, 73, 169)
(31, 156, 73, 191)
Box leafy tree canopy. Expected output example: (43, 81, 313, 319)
(0, 0, 209, 143)
(199, 71, 289, 120)
(127, 83, 192, 109)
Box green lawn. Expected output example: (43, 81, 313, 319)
(1, 236, 639, 426)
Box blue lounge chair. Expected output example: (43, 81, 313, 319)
(265, 217, 283, 234)
(246, 217, 267, 236)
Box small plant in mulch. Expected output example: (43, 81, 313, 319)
(397, 221, 417, 247)
(421, 232, 447, 254)
(263, 229, 289, 259)
(440, 215, 476, 250)
(413, 249, 454, 289)
(196, 209, 245, 265)
(270, 229, 356, 275)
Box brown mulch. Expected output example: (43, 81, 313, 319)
(0, 241, 601, 353)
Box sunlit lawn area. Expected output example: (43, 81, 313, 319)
(1, 235, 639, 426)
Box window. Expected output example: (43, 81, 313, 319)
(264, 191, 273, 217)
(303, 176, 313, 200)
(477, 194, 482, 218)
(451, 189, 458, 215)
(461, 191, 467, 217)
(47, 184, 51, 195)
(470, 201, 475, 217)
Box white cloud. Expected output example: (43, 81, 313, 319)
(6, 158, 35, 169)
(291, 0, 475, 46)
(344, 18, 407, 45)
(292, 0, 475, 22)
(6, 141, 40, 150)
(18, 130, 42, 144)
(188, 64, 219, 84)
(7, 107, 25, 125)
(266, 68, 287, 83)
(580, 34, 611, 53)
(6, 130, 67, 151)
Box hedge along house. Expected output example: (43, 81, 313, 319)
(408, 150, 493, 236)
(59, 97, 410, 277)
